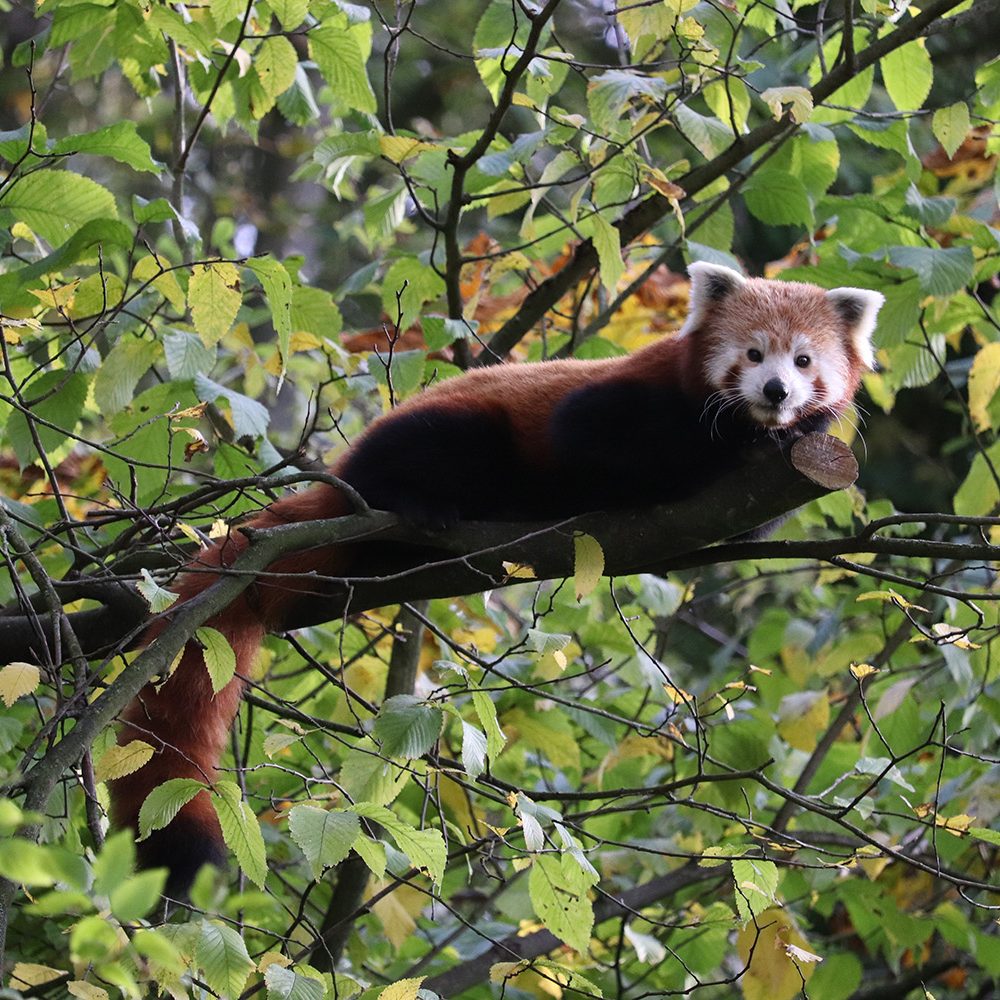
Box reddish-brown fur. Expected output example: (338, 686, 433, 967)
(112, 263, 881, 887)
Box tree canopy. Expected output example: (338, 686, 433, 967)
(0, 1, 999, 998)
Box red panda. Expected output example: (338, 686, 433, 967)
(111, 262, 883, 892)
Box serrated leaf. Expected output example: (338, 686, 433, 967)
(761, 85, 813, 123)
(263, 732, 302, 757)
(932, 101, 971, 160)
(529, 853, 598, 954)
(887, 245, 974, 297)
(288, 805, 360, 877)
(736, 907, 818, 1000)
(95, 740, 155, 782)
(189, 262, 241, 347)
(460, 721, 488, 779)
(197, 920, 255, 999)
(731, 857, 779, 924)
(351, 803, 446, 885)
(247, 256, 293, 380)
(2, 170, 118, 245)
(194, 373, 270, 440)
(378, 978, 425, 1000)
(573, 532, 604, 601)
(309, 17, 377, 114)
(373, 694, 444, 759)
(52, 121, 160, 173)
(163, 330, 216, 379)
(744, 171, 812, 226)
(881, 41, 933, 112)
(196, 626, 237, 695)
(352, 833, 387, 879)
(264, 964, 325, 1000)
(967, 342, 1000, 432)
(252, 36, 298, 117)
(271, 0, 309, 28)
(94, 335, 159, 416)
(137, 568, 178, 613)
(67, 983, 109, 1000)
(704, 77, 750, 132)
(471, 688, 506, 762)
(9, 965, 68, 989)
(211, 781, 267, 888)
(133, 254, 186, 310)
(290, 284, 342, 338)
(381, 255, 445, 333)
(591, 215, 623, 296)
(137, 779, 205, 840)
(6, 370, 89, 470)
(0, 662, 39, 707)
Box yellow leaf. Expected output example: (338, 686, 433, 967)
(30, 281, 80, 309)
(856, 588, 928, 612)
(503, 561, 537, 580)
(257, 951, 291, 973)
(379, 979, 426, 1000)
(850, 663, 878, 681)
(68, 983, 110, 1000)
(379, 135, 437, 164)
(94, 740, 155, 782)
(0, 662, 40, 708)
(573, 533, 604, 601)
(935, 812, 975, 835)
(133, 254, 186, 311)
(10, 964, 67, 988)
(776, 690, 830, 753)
(736, 908, 819, 1000)
(663, 683, 692, 705)
(967, 342, 1000, 432)
(188, 261, 241, 347)
(760, 85, 813, 123)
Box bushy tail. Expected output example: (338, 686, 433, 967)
(110, 483, 351, 892)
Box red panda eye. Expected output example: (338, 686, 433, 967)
(795, 354, 811, 368)
(747, 348, 763, 363)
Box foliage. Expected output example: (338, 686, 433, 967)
(0, 0, 999, 998)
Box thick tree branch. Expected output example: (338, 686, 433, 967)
(2, 433, 856, 665)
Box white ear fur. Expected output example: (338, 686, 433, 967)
(826, 287, 885, 370)
(679, 261, 747, 337)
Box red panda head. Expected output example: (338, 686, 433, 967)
(681, 262, 884, 429)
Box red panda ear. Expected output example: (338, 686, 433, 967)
(826, 287, 885, 370)
(680, 262, 747, 336)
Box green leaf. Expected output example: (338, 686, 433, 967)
(471, 687, 506, 762)
(291, 283, 342, 338)
(94, 335, 160, 416)
(194, 373, 270, 440)
(590, 215, 624, 296)
(932, 101, 971, 160)
(352, 834, 387, 879)
(881, 41, 933, 112)
(339, 746, 409, 805)
(188, 261, 242, 347)
(704, 78, 751, 131)
(195, 627, 238, 695)
(887, 245, 974, 297)
(460, 721, 488, 780)
(250, 36, 298, 117)
(309, 17, 377, 114)
(93, 830, 135, 898)
(109, 868, 168, 922)
(211, 781, 267, 888)
(264, 964, 325, 1000)
(674, 102, 734, 159)
(954, 440, 1000, 516)
(373, 694, 444, 759)
(731, 857, 779, 924)
(6, 371, 89, 470)
(381, 255, 445, 333)
(197, 919, 255, 1000)
(3, 170, 118, 245)
(743, 171, 812, 226)
(588, 70, 667, 136)
(529, 853, 598, 954)
(163, 330, 217, 379)
(351, 803, 447, 885)
(52, 122, 160, 174)
(288, 805, 360, 877)
(247, 256, 293, 375)
(137, 779, 205, 840)
(271, 0, 309, 29)
(137, 569, 179, 614)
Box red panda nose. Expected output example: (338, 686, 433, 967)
(763, 378, 788, 405)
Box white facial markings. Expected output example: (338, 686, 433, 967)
(703, 328, 845, 428)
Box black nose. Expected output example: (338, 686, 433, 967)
(763, 378, 788, 405)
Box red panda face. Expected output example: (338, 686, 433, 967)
(682, 262, 884, 430)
